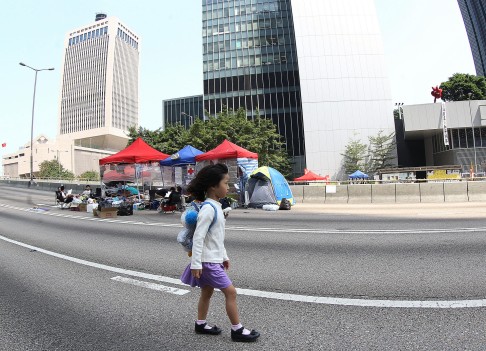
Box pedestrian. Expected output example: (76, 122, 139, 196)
(180, 163, 260, 342)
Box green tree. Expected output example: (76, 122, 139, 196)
(367, 130, 396, 173)
(341, 136, 368, 174)
(127, 107, 292, 177)
(79, 170, 100, 181)
(440, 73, 486, 101)
(38, 159, 75, 180)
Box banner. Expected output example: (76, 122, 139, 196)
(441, 102, 449, 146)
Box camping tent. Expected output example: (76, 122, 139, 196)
(99, 137, 169, 165)
(160, 145, 204, 166)
(246, 166, 294, 208)
(294, 168, 329, 182)
(348, 170, 369, 179)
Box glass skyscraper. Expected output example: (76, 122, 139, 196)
(458, 0, 486, 76)
(163, 95, 204, 129)
(203, 0, 305, 175)
(202, 0, 394, 179)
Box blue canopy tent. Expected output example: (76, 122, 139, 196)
(160, 145, 204, 166)
(348, 170, 369, 179)
(160, 145, 204, 187)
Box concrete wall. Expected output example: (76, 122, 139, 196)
(4, 180, 486, 204)
(444, 182, 468, 202)
(302, 185, 325, 203)
(467, 182, 486, 202)
(419, 183, 444, 203)
(395, 183, 421, 203)
(291, 185, 304, 203)
(348, 185, 372, 203)
(324, 185, 348, 203)
(371, 184, 396, 203)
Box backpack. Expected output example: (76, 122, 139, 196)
(279, 198, 291, 210)
(117, 202, 133, 216)
(177, 201, 218, 256)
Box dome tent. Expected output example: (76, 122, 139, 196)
(245, 166, 294, 208)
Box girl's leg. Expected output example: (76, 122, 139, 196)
(220, 285, 239, 324)
(197, 285, 214, 320)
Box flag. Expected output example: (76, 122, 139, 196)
(1, 143, 5, 148)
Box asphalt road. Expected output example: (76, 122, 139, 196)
(1, 184, 486, 350)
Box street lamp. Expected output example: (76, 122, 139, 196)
(181, 112, 194, 127)
(468, 92, 478, 175)
(395, 102, 404, 119)
(19, 62, 54, 187)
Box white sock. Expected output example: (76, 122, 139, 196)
(231, 323, 250, 335)
(196, 319, 213, 330)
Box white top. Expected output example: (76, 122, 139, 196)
(190, 198, 229, 270)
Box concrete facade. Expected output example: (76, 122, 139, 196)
(401, 100, 486, 175)
(291, 0, 395, 179)
(201, 0, 395, 179)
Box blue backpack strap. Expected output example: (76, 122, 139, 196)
(201, 201, 218, 230)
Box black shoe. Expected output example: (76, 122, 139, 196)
(231, 327, 260, 342)
(195, 322, 222, 335)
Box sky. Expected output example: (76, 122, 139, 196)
(0, 0, 476, 159)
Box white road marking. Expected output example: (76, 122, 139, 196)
(1, 203, 486, 234)
(111, 276, 189, 295)
(1, 234, 486, 309)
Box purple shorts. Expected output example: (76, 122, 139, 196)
(180, 262, 232, 289)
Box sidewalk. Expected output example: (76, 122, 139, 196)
(290, 202, 486, 219)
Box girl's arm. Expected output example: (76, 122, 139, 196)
(190, 206, 215, 270)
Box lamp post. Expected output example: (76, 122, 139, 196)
(395, 102, 404, 119)
(468, 93, 478, 175)
(19, 62, 54, 187)
(181, 112, 194, 127)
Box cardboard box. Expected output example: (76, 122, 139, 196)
(98, 207, 118, 219)
(78, 203, 87, 212)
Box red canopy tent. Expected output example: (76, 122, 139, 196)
(294, 169, 329, 182)
(99, 137, 169, 165)
(195, 139, 258, 161)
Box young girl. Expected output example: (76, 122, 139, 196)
(180, 163, 260, 342)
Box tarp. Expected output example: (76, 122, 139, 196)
(99, 137, 169, 165)
(246, 166, 294, 208)
(348, 170, 369, 179)
(294, 168, 329, 181)
(195, 139, 258, 161)
(160, 145, 204, 166)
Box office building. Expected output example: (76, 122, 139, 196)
(458, 0, 486, 76)
(3, 14, 140, 178)
(399, 100, 486, 176)
(163, 95, 204, 129)
(202, 0, 395, 179)
(58, 13, 140, 152)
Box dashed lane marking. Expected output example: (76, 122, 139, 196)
(1, 203, 486, 235)
(2, 234, 486, 308)
(111, 276, 189, 295)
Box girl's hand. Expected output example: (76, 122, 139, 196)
(191, 269, 202, 278)
(223, 260, 230, 270)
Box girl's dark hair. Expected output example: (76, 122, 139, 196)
(187, 163, 228, 201)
